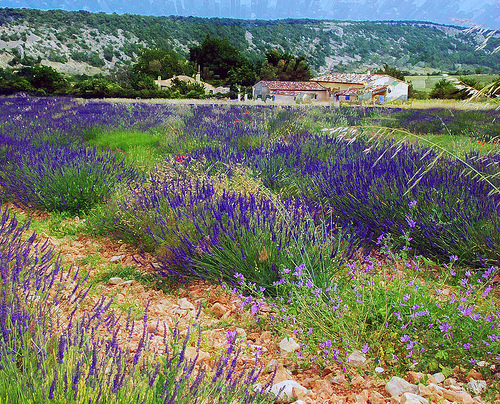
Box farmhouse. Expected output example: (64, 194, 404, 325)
(252, 80, 329, 102)
(311, 72, 409, 103)
(156, 73, 230, 95)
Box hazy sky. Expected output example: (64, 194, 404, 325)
(0, 0, 498, 29)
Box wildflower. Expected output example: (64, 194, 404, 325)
(463, 343, 471, 349)
(362, 343, 370, 354)
(439, 322, 451, 333)
(294, 264, 304, 277)
(406, 216, 417, 228)
(408, 200, 417, 208)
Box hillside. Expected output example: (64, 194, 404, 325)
(0, 8, 499, 76)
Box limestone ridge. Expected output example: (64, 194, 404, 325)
(0, 8, 498, 76)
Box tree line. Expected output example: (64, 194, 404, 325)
(0, 34, 313, 98)
(0, 37, 496, 100)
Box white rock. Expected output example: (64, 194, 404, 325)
(466, 380, 487, 395)
(108, 277, 124, 285)
(292, 401, 306, 404)
(110, 254, 126, 262)
(178, 298, 196, 310)
(433, 372, 446, 383)
(400, 392, 428, 404)
(385, 376, 418, 397)
(279, 337, 300, 353)
(347, 350, 367, 367)
(477, 361, 489, 367)
(375, 366, 385, 373)
(269, 380, 307, 401)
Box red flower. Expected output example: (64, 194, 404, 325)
(176, 157, 182, 162)
(235, 119, 241, 121)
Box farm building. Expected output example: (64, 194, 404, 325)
(252, 80, 329, 102)
(311, 72, 409, 103)
(156, 73, 229, 95)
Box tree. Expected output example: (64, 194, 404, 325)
(429, 78, 460, 99)
(17, 65, 68, 93)
(133, 48, 194, 81)
(189, 34, 250, 83)
(257, 50, 312, 81)
(374, 64, 405, 81)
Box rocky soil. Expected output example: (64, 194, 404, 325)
(9, 203, 499, 404)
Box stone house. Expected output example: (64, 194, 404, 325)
(156, 73, 230, 95)
(311, 72, 409, 103)
(252, 80, 329, 102)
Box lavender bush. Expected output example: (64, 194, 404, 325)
(0, 203, 274, 403)
(0, 142, 138, 213)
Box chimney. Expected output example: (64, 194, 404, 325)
(157, 76, 162, 89)
(196, 65, 201, 83)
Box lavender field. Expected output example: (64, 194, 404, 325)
(0, 95, 499, 403)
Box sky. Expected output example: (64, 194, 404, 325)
(0, 0, 498, 29)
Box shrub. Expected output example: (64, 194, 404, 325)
(0, 143, 138, 214)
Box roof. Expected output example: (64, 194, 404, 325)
(270, 90, 313, 96)
(311, 73, 385, 84)
(365, 84, 388, 94)
(336, 88, 363, 96)
(255, 80, 326, 91)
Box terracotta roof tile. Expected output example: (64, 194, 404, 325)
(258, 81, 326, 91)
(311, 73, 385, 84)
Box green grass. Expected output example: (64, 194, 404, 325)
(405, 74, 499, 93)
(91, 263, 178, 294)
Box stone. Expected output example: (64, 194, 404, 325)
(466, 380, 487, 395)
(407, 372, 425, 384)
(183, 347, 210, 363)
(375, 366, 385, 373)
(432, 372, 446, 384)
(329, 374, 347, 386)
(292, 386, 310, 401)
(442, 389, 474, 404)
(108, 277, 124, 285)
(348, 350, 367, 367)
(260, 330, 273, 342)
(417, 383, 432, 397)
(312, 379, 333, 396)
(368, 390, 386, 404)
(178, 298, 196, 311)
(443, 378, 458, 388)
(211, 302, 227, 318)
(385, 377, 418, 398)
(400, 393, 427, 404)
(427, 383, 444, 396)
(279, 337, 300, 353)
(110, 254, 125, 262)
(354, 394, 367, 404)
(467, 369, 483, 381)
(264, 359, 279, 374)
(291, 401, 306, 404)
(235, 328, 246, 338)
(269, 380, 307, 401)
(274, 364, 294, 383)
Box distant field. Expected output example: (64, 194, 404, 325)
(405, 74, 499, 93)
